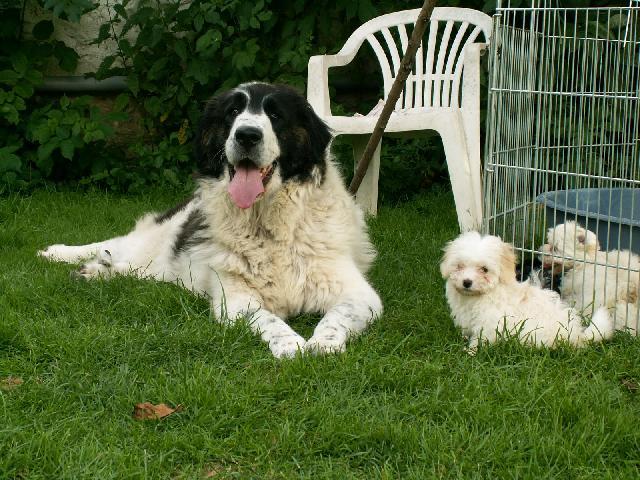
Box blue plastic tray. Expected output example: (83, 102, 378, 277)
(535, 188, 640, 254)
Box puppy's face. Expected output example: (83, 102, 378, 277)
(195, 82, 331, 209)
(539, 221, 599, 271)
(440, 232, 517, 296)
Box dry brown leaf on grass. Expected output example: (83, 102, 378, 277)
(620, 378, 639, 393)
(0, 376, 24, 391)
(132, 402, 183, 420)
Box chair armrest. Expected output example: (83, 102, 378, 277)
(461, 42, 488, 113)
(307, 31, 371, 118)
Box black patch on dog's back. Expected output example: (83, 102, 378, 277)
(173, 209, 209, 256)
(155, 197, 193, 224)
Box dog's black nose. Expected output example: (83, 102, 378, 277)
(463, 279, 472, 289)
(235, 126, 263, 148)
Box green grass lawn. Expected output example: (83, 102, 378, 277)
(1, 188, 639, 479)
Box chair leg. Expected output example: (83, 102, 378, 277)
(440, 129, 481, 232)
(351, 135, 381, 216)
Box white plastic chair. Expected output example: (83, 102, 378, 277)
(307, 7, 492, 231)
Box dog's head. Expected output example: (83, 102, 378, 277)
(539, 221, 599, 271)
(440, 232, 517, 296)
(194, 82, 331, 209)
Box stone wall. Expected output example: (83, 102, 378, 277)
(23, 0, 126, 76)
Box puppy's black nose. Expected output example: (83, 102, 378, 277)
(235, 126, 262, 148)
(463, 279, 472, 289)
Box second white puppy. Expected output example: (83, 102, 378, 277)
(440, 232, 614, 351)
(540, 221, 639, 333)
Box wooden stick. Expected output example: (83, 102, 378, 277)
(348, 0, 439, 195)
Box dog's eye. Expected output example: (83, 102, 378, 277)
(480, 267, 489, 273)
(226, 107, 240, 118)
(268, 112, 279, 121)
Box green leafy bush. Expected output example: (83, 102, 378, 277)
(0, 0, 497, 199)
(0, 0, 103, 188)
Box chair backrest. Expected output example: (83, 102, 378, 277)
(340, 7, 492, 110)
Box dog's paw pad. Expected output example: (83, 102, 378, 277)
(71, 259, 111, 280)
(269, 335, 306, 359)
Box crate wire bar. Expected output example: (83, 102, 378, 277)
(483, 0, 640, 331)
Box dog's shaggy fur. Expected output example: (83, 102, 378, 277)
(440, 232, 614, 351)
(541, 221, 639, 333)
(39, 82, 382, 358)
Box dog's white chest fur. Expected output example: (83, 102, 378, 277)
(193, 163, 374, 318)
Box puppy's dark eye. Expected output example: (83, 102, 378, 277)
(480, 267, 489, 273)
(268, 112, 279, 121)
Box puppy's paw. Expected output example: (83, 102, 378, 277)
(464, 344, 478, 356)
(38, 244, 70, 261)
(269, 333, 306, 359)
(464, 337, 479, 356)
(305, 334, 347, 355)
(72, 250, 113, 280)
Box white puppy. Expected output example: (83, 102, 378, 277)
(440, 231, 614, 351)
(541, 221, 639, 333)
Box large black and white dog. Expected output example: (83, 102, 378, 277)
(39, 82, 382, 358)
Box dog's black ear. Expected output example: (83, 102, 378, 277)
(194, 93, 229, 178)
(303, 103, 332, 165)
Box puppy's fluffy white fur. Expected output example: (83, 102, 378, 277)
(541, 221, 639, 333)
(441, 232, 614, 350)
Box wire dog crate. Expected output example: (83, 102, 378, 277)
(483, 1, 640, 331)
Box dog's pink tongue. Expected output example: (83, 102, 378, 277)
(228, 165, 264, 209)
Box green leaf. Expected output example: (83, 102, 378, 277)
(0, 70, 19, 85)
(118, 38, 132, 56)
(37, 140, 59, 163)
(0, 147, 21, 173)
(59, 95, 70, 109)
(177, 88, 189, 107)
(113, 3, 128, 18)
(144, 96, 162, 116)
(1, 106, 20, 125)
(193, 14, 204, 32)
(93, 23, 112, 45)
(54, 43, 79, 73)
(13, 83, 34, 99)
(23, 68, 43, 86)
(186, 59, 209, 85)
(33, 20, 54, 40)
(59, 139, 75, 159)
(11, 53, 28, 75)
(147, 57, 169, 81)
(196, 29, 221, 53)
(174, 39, 188, 62)
(96, 55, 116, 79)
(127, 75, 139, 96)
(114, 93, 130, 111)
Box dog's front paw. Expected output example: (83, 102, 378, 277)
(305, 334, 347, 355)
(72, 250, 113, 280)
(38, 244, 69, 261)
(269, 334, 306, 359)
